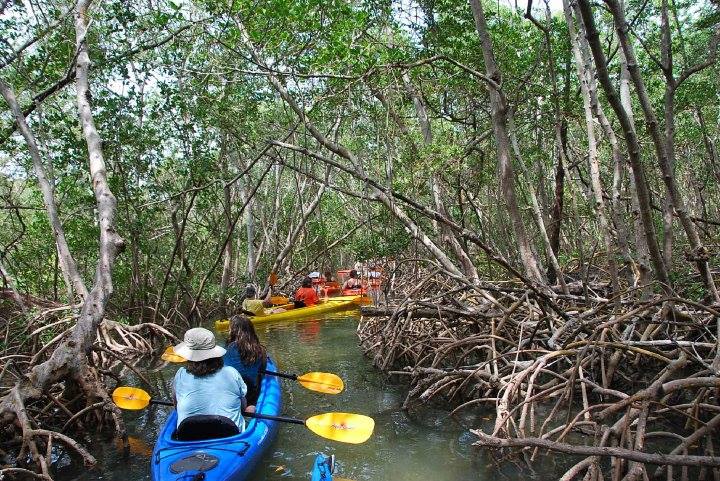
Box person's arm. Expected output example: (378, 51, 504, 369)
(262, 288, 273, 307)
(234, 370, 249, 411)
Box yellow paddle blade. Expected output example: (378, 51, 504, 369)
(161, 346, 186, 363)
(305, 412, 374, 444)
(297, 372, 344, 394)
(112, 387, 151, 410)
(269, 272, 278, 286)
(270, 295, 289, 305)
(215, 319, 230, 332)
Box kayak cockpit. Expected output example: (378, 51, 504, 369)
(174, 414, 240, 441)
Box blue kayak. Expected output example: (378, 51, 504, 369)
(311, 453, 334, 481)
(150, 358, 282, 481)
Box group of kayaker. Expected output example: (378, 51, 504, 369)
(172, 314, 267, 436)
(170, 267, 383, 438)
(308, 267, 382, 294)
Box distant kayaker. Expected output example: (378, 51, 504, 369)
(295, 276, 320, 307)
(342, 269, 361, 290)
(172, 327, 248, 431)
(323, 270, 334, 283)
(224, 315, 267, 414)
(241, 285, 285, 316)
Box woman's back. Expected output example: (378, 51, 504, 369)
(173, 365, 247, 430)
(224, 342, 266, 383)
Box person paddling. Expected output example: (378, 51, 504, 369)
(295, 276, 320, 307)
(223, 315, 267, 414)
(241, 285, 285, 316)
(172, 328, 248, 432)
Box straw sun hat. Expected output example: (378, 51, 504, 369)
(173, 327, 226, 362)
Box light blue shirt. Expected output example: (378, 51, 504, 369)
(173, 366, 247, 431)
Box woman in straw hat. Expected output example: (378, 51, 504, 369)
(173, 327, 248, 431)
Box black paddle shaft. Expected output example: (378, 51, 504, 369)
(259, 369, 297, 381)
(243, 411, 305, 425)
(148, 399, 304, 425)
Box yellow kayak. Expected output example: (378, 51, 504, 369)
(215, 297, 361, 331)
(326, 295, 372, 305)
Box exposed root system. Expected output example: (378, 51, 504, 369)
(0, 303, 176, 479)
(359, 268, 720, 480)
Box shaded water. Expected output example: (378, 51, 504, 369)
(55, 312, 560, 480)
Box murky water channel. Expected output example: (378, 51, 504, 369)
(55, 311, 566, 480)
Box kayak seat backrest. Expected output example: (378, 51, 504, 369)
(174, 415, 239, 441)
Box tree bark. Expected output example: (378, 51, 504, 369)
(576, 0, 671, 293)
(604, 0, 719, 302)
(618, 38, 653, 295)
(509, 117, 569, 294)
(527, 1, 568, 287)
(468, 0, 545, 286)
(0, 1, 126, 469)
(562, 0, 619, 298)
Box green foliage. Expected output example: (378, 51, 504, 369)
(1, 0, 719, 319)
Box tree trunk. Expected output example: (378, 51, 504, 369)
(576, 0, 671, 293)
(400, 73, 479, 281)
(619, 45, 653, 295)
(563, 0, 619, 298)
(468, 0, 545, 286)
(0, 80, 89, 303)
(270, 168, 328, 275)
(509, 116, 569, 294)
(695, 108, 720, 185)
(0, 2, 126, 475)
(244, 188, 256, 279)
(218, 135, 234, 316)
(660, 0, 675, 270)
(605, 0, 719, 302)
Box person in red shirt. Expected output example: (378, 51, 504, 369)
(294, 277, 319, 307)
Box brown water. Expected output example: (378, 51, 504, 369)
(53, 312, 566, 480)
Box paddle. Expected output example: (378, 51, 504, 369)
(111, 387, 374, 444)
(161, 347, 344, 394)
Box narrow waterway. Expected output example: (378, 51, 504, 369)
(55, 311, 563, 480)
